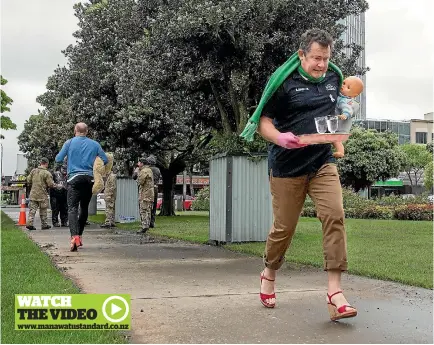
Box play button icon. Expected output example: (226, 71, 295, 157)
(102, 296, 130, 323)
(111, 303, 122, 316)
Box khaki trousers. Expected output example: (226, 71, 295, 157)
(264, 163, 347, 271)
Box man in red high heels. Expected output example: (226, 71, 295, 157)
(256, 28, 357, 320)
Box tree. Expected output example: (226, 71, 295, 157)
(424, 161, 433, 191)
(17, 102, 75, 170)
(1, 76, 16, 139)
(426, 143, 433, 190)
(399, 144, 432, 186)
(337, 127, 405, 192)
(128, 0, 368, 212)
(20, 0, 370, 215)
(143, 0, 369, 140)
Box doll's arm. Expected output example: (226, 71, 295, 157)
(337, 98, 354, 120)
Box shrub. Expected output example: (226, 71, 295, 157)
(374, 195, 406, 207)
(394, 204, 433, 221)
(301, 206, 316, 218)
(360, 205, 394, 220)
(342, 188, 374, 210)
(191, 187, 210, 211)
(344, 208, 362, 219)
(404, 193, 432, 205)
(303, 195, 315, 208)
(286, 188, 433, 221)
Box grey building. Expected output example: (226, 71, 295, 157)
(340, 13, 366, 120)
(356, 112, 434, 146)
(355, 119, 411, 145)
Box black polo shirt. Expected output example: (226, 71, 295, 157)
(262, 70, 340, 177)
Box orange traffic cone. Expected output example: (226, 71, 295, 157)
(17, 195, 27, 226)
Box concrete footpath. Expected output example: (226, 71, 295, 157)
(4, 210, 433, 344)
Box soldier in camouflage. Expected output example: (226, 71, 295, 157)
(26, 157, 57, 230)
(100, 167, 117, 228)
(50, 163, 68, 227)
(145, 155, 161, 228)
(133, 157, 154, 234)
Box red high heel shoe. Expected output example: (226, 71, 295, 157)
(260, 271, 276, 308)
(327, 291, 357, 321)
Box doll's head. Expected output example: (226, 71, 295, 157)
(340, 76, 364, 98)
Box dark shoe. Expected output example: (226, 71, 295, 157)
(85, 221, 90, 226)
(53, 223, 61, 227)
(78, 236, 83, 247)
(61, 223, 68, 227)
(136, 228, 149, 234)
(26, 225, 36, 231)
(41, 225, 52, 230)
(100, 224, 112, 228)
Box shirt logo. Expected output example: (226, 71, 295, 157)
(326, 84, 336, 91)
(329, 94, 335, 102)
(295, 87, 309, 92)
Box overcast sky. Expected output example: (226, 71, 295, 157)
(1, 0, 433, 176)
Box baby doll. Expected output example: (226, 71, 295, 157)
(333, 76, 364, 158)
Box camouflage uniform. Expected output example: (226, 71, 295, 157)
(27, 166, 55, 228)
(104, 172, 117, 226)
(146, 155, 161, 228)
(137, 165, 154, 230)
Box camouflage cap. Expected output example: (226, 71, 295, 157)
(41, 157, 49, 164)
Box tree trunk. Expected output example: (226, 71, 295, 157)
(229, 82, 240, 130)
(188, 166, 194, 197)
(182, 170, 187, 211)
(406, 171, 413, 186)
(237, 102, 249, 134)
(209, 81, 232, 134)
(123, 160, 131, 177)
(159, 155, 186, 216)
(228, 74, 250, 134)
(160, 169, 176, 216)
(413, 169, 421, 186)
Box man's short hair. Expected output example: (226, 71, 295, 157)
(41, 157, 49, 164)
(299, 28, 334, 53)
(75, 122, 88, 134)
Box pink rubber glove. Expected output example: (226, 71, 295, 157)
(276, 132, 307, 149)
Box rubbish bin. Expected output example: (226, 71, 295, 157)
(175, 198, 183, 211)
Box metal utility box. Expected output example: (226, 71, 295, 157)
(209, 153, 272, 243)
(115, 177, 140, 223)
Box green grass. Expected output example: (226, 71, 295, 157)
(226, 217, 433, 289)
(1, 212, 127, 344)
(90, 211, 210, 243)
(89, 212, 433, 289)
